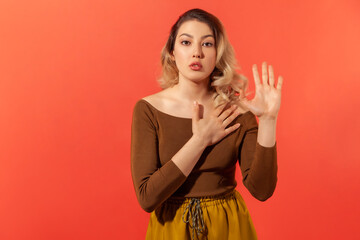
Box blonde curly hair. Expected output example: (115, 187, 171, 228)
(159, 8, 249, 107)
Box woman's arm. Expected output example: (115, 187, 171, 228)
(131, 101, 187, 212)
(239, 113, 278, 201)
(237, 62, 282, 200)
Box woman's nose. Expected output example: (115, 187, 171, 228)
(192, 44, 203, 58)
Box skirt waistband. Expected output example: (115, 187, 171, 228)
(165, 189, 238, 208)
(166, 189, 238, 240)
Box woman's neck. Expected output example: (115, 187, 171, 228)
(172, 78, 213, 104)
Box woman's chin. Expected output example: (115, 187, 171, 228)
(180, 73, 211, 84)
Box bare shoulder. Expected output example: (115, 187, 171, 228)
(142, 92, 162, 106)
(142, 88, 174, 111)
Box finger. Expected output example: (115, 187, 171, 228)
(192, 101, 200, 122)
(252, 64, 261, 87)
(218, 105, 237, 121)
(277, 76, 284, 90)
(222, 109, 241, 127)
(269, 65, 275, 87)
(213, 102, 228, 117)
(262, 62, 268, 85)
(224, 123, 241, 135)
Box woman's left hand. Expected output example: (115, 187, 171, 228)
(239, 62, 283, 120)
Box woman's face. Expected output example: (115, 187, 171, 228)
(172, 20, 216, 84)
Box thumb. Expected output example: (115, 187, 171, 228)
(192, 101, 200, 123)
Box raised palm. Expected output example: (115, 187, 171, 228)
(240, 62, 283, 119)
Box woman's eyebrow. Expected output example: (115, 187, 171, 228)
(179, 33, 214, 39)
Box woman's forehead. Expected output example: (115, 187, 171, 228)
(177, 20, 213, 37)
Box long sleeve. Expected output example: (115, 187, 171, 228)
(238, 113, 278, 201)
(130, 101, 187, 212)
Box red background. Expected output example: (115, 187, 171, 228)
(1, 0, 359, 239)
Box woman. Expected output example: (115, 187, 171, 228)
(131, 8, 283, 240)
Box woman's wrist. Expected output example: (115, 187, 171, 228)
(190, 134, 208, 150)
(257, 117, 277, 147)
(258, 114, 278, 122)
(171, 134, 208, 177)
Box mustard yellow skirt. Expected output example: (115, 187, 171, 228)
(146, 189, 257, 240)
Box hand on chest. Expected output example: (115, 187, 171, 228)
(157, 117, 242, 170)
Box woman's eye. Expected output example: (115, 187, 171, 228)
(203, 42, 214, 47)
(181, 40, 191, 45)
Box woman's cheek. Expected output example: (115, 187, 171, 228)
(207, 51, 217, 71)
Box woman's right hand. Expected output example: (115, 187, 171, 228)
(192, 101, 241, 147)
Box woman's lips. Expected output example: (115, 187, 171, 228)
(189, 62, 202, 71)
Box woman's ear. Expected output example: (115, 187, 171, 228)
(170, 51, 175, 61)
